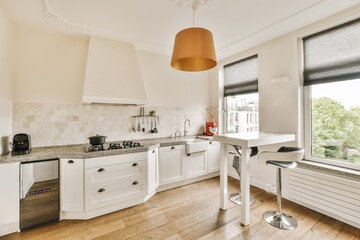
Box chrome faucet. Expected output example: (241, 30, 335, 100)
(184, 119, 191, 137)
(175, 131, 181, 140)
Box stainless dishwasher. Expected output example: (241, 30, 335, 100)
(20, 159, 59, 230)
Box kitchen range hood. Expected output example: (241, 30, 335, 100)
(82, 36, 147, 105)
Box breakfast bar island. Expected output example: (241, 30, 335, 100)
(214, 132, 296, 226)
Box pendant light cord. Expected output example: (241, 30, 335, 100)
(193, 8, 195, 27)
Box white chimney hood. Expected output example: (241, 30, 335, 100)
(82, 36, 147, 105)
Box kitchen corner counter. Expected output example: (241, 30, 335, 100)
(0, 136, 204, 164)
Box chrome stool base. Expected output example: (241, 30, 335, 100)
(229, 193, 255, 205)
(263, 210, 298, 230)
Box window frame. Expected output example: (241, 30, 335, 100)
(304, 85, 360, 171)
(220, 53, 260, 134)
(301, 15, 360, 171)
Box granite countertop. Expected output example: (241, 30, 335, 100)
(0, 135, 212, 164)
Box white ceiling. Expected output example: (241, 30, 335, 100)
(1, 0, 360, 60)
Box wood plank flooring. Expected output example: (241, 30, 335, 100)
(2, 177, 360, 240)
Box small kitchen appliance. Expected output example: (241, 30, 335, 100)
(205, 122, 218, 136)
(10, 133, 31, 156)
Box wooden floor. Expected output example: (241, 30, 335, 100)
(3, 177, 360, 240)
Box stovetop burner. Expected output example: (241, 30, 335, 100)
(108, 143, 122, 150)
(87, 144, 104, 152)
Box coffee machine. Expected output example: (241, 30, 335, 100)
(10, 134, 31, 156)
(205, 122, 218, 136)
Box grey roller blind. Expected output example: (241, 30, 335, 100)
(223, 55, 258, 96)
(303, 18, 360, 86)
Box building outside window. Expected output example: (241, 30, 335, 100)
(303, 18, 360, 169)
(223, 55, 259, 133)
(225, 93, 258, 133)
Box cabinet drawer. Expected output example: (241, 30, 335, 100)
(85, 178, 147, 211)
(85, 160, 146, 189)
(84, 152, 148, 169)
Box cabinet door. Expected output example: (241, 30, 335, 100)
(207, 141, 220, 173)
(148, 148, 159, 193)
(0, 163, 19, 236)
(60, 159, 84, 212)
(186, 151, 208, 179)
(159, 145, 185, 186)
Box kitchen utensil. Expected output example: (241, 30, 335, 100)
(154, 121, 158, 133)
(133, 118, 137, 132)
(137, 122, 141, 132)
(150, 122, 154, 133)
(142, 128, 145, 132)
(88, 134, 107, 145)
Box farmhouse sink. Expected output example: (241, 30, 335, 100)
(186, 139, 209, 154)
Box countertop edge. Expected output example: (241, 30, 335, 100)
(0, 135, 212, 164)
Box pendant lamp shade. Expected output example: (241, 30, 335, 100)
(171, 27, 217, 71)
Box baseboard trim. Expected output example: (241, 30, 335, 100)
(157, 172, 220, 192)
(61, 191, 157, 220)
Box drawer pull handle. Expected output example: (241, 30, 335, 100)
(132, 163, 138, 167)
(209, 141, 212, 144)
(68, 160, 74, 164)
(187, 153, 191, 156)
(132, 181, 139, 185)
(152, 150, 155, 153)
(171, 146, 175, 150)
(98, 168, 105, 172)
(98, 188, 105, 193)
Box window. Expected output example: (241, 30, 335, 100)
(304, 18, 360, 169)
(223, 55, 259, 133)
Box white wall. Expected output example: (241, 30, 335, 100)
(14, 27, 89, 104)
(209, 4, 360, 187)
(14, 28, 211, 108)
(0, 7, 14, 155)
(137, 50, 210, 107)
(11, 29, 212, 145)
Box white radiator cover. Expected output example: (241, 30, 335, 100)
(288, 167, 360, 228)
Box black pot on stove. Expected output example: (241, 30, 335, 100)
(88, 134, 107, 145)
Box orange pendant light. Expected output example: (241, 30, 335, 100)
(171, 27, 217, 71)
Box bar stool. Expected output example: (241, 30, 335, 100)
(257, 146, 304, 230)
(229, 145, 258, 205)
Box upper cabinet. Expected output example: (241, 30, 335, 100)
(82, 36, 147, 105)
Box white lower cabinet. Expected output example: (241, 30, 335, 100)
(186, 151, 208, 179)
(61, 151, 153, 216)
(148, 148, 159, 193)
(207, 141, 220, 173)
(84, 153, 148, 211)
(159, 145, 185, 185)
(60, 159, 84, 212)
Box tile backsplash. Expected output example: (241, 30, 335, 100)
(13, 103, 217, 147)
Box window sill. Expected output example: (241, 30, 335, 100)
(297, 160, 360, 181)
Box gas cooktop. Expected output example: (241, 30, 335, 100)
(85, 141, 143, 153)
